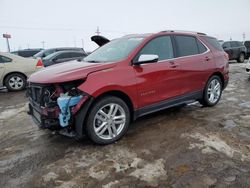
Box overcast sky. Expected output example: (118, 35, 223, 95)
(0, 0, 249, 52)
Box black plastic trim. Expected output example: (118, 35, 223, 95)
(134, 90, 203, 119)
(75, 97, 95, 139)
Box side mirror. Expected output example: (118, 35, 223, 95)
(134, 54, 159, 65)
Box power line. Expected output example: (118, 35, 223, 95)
(0, 25, 128, 35)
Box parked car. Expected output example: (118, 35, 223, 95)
(244, 40, 250, 59)
(42, 51, 87, 67)
(27, 31, 229, 145)
(11, 48, 43, 58)
(33, 47, 85, 59)
(0, 52, 43, 91)
(246, 58, 250, 75)
(221, 41, 247, 63)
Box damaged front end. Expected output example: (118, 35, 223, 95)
(27, 79, 90, 137)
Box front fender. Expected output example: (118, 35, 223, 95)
(77, 67, 138, 109)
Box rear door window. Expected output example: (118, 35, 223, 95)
(197, 40, 207, 53)
(175, 35, 199, 57)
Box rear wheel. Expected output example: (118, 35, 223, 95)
(199, 75, 222, 107)
(237, 53, 245, 63)
(4, 73, 26, 91)
(85, 96, 130, 145)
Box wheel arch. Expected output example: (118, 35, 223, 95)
(209, 72, 225, 89)
(75, 90, 135, 139)
(3, 71, 27, 86)
(93, 90, 135, 121)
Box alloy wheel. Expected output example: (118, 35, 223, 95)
(8, 76, 24, 90)
(207, 79, 221, 104)
(93, 103, 126, 140)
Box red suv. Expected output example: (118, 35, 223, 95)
(27, 31, 229, 144)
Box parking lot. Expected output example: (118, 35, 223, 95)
(0, 62, 250, 188)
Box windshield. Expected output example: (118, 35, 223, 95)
(84, 37, 144, 62)
(33, 49, 54, 58)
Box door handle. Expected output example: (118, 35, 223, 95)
(205, 56, 210, 62)
(169, 61, 179, 68)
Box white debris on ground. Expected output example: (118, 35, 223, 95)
(129, 159, 167, 187)
(0, 103, 28, 120)
(182, 132, 250, 161)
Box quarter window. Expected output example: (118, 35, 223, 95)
(197, 40, 207, 53)
(0, 56, 12, 63)
(222, 42, 231, 49)
(175, 36, 199, 57)
(135, 36, 174, 61)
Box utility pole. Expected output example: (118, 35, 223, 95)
(230, 36, 232, 41)
(243, 33, 246, 43)
(3, 33, 11, 52)
(42, 41, 45, 49)
(81, 38, 84, 49)
(95, 26, 101, 35)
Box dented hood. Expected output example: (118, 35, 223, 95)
(28, 60, 116, 84)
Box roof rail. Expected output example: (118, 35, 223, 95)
(160, 30, 207, 35)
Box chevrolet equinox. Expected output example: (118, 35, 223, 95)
(27, 31, 229, 144)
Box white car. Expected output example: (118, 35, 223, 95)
(246, 58, 250, 75)
(0, 52, 43, 91)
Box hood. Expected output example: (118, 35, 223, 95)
(28, 60, 116, 84)
(91, 35, 110, 46)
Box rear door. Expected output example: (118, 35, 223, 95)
(0, 56, 6, 82)
(173, 35, 213, 95)
(133, 35, 182, 108)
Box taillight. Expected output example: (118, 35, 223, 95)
(36, 59, 44, 68)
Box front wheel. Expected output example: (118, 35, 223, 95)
(199, 75, 222, 107)
(86, 96, 130, 145)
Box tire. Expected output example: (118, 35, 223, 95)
(4, 73, 26, 91)
(237, 53, 245, 63)
(85, 96, 130, 145)
(199, 75, 222, 107)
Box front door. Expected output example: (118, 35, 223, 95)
(133, 35, 182, 108)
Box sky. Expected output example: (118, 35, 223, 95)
(0, 0, 250, 52)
